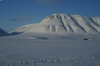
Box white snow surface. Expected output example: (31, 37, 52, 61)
(0, 14, 100, 66)
(0, 33, 100, 66)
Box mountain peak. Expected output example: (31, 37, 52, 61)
(0, 28, 8, 36)
(12, 14, 100, 34)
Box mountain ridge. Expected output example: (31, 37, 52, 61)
(12, 14, 100, 34)
(0, 28, 8, 36)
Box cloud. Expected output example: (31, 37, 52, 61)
(0, 0, 2, 1)
(8, 19, 20, 22)
(35, 0, 60, 4)
(8, 16, 31, 22)
(22, 16, 31, 21)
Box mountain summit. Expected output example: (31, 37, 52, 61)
(12, 14, 100, 34)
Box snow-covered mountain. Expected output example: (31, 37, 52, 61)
(1, 14, 100, 66)
(12, 14, 100, 34)
(0, 28, 8, 36)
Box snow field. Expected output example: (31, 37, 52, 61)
(0, 13, 100, 66)
(0, 35, 100, 66)
(0, 56, 98, 66)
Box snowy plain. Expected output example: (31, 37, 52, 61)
(0, 14, 100, 66)
(0, 33, 100, 66)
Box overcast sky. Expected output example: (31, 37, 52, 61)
(0, 0, 100, 32)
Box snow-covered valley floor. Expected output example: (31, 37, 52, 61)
(0, 34, 100, 66)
